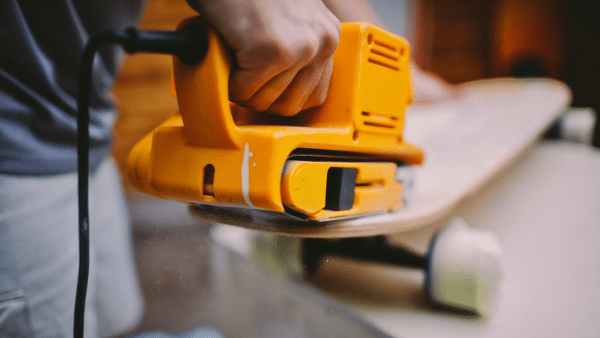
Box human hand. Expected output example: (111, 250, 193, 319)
(189, 0, 341, 116)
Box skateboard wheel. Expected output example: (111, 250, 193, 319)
(424, 218, 503, 316)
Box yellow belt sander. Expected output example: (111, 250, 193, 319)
(127, 17, 424, 221)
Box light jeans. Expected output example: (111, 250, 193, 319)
(0, 158, 143, 337)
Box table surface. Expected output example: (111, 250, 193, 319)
(309, 141, 600, 338)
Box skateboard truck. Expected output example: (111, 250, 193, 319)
(127, 17, 424, 221)
(303, 218, 503, 316)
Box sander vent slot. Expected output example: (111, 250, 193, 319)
(367, 57, 399, 71)
(362, 111, 400, 129)
(369, 37, 400, 71)
(371, 48, 399, 61)
(203, 164, 215, 196)
(373, 39, 397, 51)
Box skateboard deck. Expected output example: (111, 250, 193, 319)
(190, 78, 571, 237)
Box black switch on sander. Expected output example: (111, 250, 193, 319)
(325, 167, 357, 211)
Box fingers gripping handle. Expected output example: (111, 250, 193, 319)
(173, 18, 242, 149)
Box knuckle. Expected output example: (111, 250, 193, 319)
(265, 39, 295, 68)
(320, 27, 340, 57)
(275, 37, 316, 68)
(300, 41, 319, 62)
(229, 89, 248, 103)
(241, 39, 294, 70)
(228, 78, 253, 102)
(323, 4, 342, 34)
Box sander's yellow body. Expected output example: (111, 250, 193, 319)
(127, 18, 424, 221)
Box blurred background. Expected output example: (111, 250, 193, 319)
(111, 0, 599, 334)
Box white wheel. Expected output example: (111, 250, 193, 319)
(424, 218, 503, 316)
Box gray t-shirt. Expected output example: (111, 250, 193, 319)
(0, 0, 145, 175)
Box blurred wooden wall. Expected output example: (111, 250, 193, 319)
(415, 0, 494, 84)
(414, 0, 600, 146)
(414, 0, 566, 83)
(112, 0, 196, 185)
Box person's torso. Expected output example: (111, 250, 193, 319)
(0, 0, 145, 175)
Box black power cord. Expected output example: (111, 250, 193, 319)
(75, 23, 207, 337)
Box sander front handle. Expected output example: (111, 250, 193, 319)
(173, 18, 242, 149)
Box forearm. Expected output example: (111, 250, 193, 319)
(322, 0, 384, 26)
